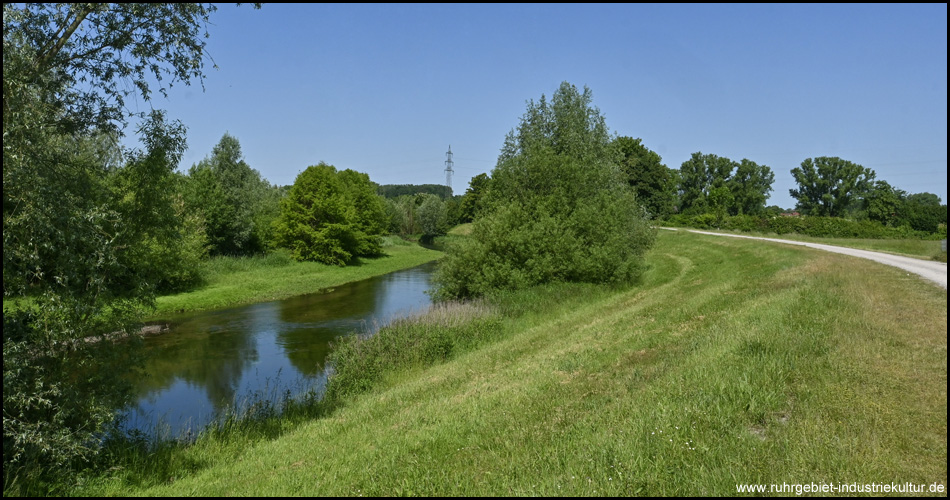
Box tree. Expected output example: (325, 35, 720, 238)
(905, 192, 941, 207)
(458, 173, 491, 223)
(728, 159, 775, 216)
(3, 3, 249, 489)
(789, 157, 875, 217)
(274, 163, 386, 265)
(677, 152, 735, 215)
(433, 82, 655, 299)
(613, 137, 676, 219)
(862, 180, 906, 226)
(186, 133, 275, 256)
(900, 192, 946, 233)
(417, 194, 448, 242)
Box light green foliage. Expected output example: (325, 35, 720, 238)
(434, 82, 656, 299)
(613, 136, 677, 219)
(790, 156, 876, 217)
(274, 163, 386, 265)
(417, 194, 448, 242)
(186, 133, 278, 256)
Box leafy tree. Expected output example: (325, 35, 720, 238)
(417, 194, 448, 242)
(900, 192, 947, 233)
(458, 173, 491, 223)
(728, 159, 775, 216)
(613, 136, 676, 219)
(433, 82, 655, 299)
(862, 180, 906, 226)
(186, 133, 279, 255)
(275, 163, 386, 265)
(337, 168, 388, 254)
(678, 152, 735, 215)
(789, 157, 876, 217)
(3, 3, 249, 490)
(677, 153, 774, 217)
(905, 192, 941, 207)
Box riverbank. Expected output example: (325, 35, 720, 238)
(78, 230, 946, 496)
(149, 238, 442, 320)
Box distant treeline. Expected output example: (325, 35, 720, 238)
(378, 184, 453, 200)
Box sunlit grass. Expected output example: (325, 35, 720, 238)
(668, 226, 947, 261)
(76, 231, 947, 496)
(149, 244, 442, 319)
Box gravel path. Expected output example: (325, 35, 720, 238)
(660, 228, 948, 290)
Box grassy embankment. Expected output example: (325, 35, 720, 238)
(79, 230, 946, 496)
(149, 236, 442, 319)
(663, 227, 947, 262)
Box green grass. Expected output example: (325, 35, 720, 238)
(72, 231, 947, 496)
(149, 240, 441, 319)
(666, 227, 947, 261)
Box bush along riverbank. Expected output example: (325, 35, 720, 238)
(66, 230, 946, 496)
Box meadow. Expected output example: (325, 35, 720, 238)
(78, 230, 947, 496)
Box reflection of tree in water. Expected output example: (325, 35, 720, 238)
(136, 309, 259, 411)
(278, 276, 381, 375)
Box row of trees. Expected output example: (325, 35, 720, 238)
(599, 140, 945, 233)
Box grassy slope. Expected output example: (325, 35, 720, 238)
(90, 231, 947, 496)
(149, 241, 442, 319)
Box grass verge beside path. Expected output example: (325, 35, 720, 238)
(662, 227, 946, 262)
(150, 240, 442, 319)
(80, 231, 947, 496)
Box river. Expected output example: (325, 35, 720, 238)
(119, 261, 437, 440)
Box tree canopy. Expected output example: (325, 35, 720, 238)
(613, 136, 677, 219)
(275, 163, 387, 266)
(678, 152, 773, 216)
(433, 82, 655, 299)
(789, 156, 876, 217)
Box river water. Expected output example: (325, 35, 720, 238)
(119, 261, 437, 440)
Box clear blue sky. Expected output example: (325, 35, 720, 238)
(125, 3, 948, 210)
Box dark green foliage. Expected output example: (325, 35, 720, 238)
(613, 136, 677, 219)
(729, 159, 775, 216)
(378, 184, 453, 200)
(458, 173, 492, 223)
(678, 152, 773, 216)
(274, 163, 387, 265)
(862, 180, 906, 226)
(433, 82, 656, 299)
(790, 157, 876, 217)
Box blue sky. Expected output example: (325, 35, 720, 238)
(125, 3, 947, 210)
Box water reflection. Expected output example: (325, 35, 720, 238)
(121, 261, 436, 439)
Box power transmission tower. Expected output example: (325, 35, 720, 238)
(444, 145, 454, 194)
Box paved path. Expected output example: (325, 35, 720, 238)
(659, 228, 948, 290)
